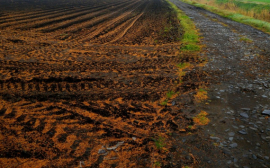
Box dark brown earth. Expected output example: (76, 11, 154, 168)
(0, 0, 214, 167)
(1, 0, 270, 167)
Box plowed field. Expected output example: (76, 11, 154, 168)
(0, 0, 206, 167)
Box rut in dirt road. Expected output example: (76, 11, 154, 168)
(170, 0, 270, 167)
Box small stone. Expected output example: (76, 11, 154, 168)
(259, 117, 265, 120)
(257, 154, 263, 159)
(249, 127, 257, 131)
(229, 137, 233, 141)
(106, 141, 124, 150)
(132, 137, 136, 141)
(230, 143, 238, 148)
(239, 125, 245, 128)
(172, 101, 176, 106)
(264, 156, 269, 160)
(228, 132, 235, 136)
(234, 163, 239, 168)
(210, 136, 220, 141)
(240, 112, 249, 118)
(252, 154, 257, 159)
(262, 110, 270, 116)
(238, 129, 247, 135)
(222, 149, 231, 155)
(265, 136, 270, 140)
(233, 158, 238, 163)
(98, 149, 107, 154)
(256, 143, 260, 146)
(243, 154, 248, 158)
(227, 160, 232, 164)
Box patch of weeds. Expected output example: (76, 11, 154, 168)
(193, 111, 210, 125)
(166, 0, 201, 51)
(164, 26, 172, 33)
(177, 62, 189, 69)
(161, 90, 176, 105)
(194, 88, 208, 103)
(166, 90, 175, 99)
(160, 99, 168, 106)
(154, 161, 161, 167)
(152, 136, 166, 150)
(178, 71, 186, 78)
(181, 44, 200, 51)
(239, 36, 253, 43)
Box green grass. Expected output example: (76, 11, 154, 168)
(198, 88, 206, 92)
(243, 0, 270, 3)
(152, 136, 166, 150)
(177, 62, 188, 69)
(160, 90, 176, 106)
(244, 0, 270, 3)
(216, 0, 270, 11)
(166, 90, 175, 99)
(181, 44, 200, 51)
(227, 14, 270, 32)
(154, 161, 161, 167)
(239, 36, 253, 42)
(181, 0, 270, 33)
(166, 0, 200, 51)
(160, 99, 168, 106)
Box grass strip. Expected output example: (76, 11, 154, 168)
(166, 0, 200, 51)
(180, 0, 270, 34)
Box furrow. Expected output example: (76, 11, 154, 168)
(41, 0, 139, 33)
(0, 6, 78, 25)
(77, 1, 146, 42)
(13, 1, 130, 30)
(107, 3, 149, 44)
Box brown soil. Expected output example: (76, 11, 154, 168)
(0, 0, 212, 167)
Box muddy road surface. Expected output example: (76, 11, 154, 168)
(170, 0, 270, 167)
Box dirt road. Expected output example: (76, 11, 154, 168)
(170, 0, 270, 167)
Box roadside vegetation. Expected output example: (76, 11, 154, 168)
(166, 0, 200, 51)
(181, 0, 270, 33)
